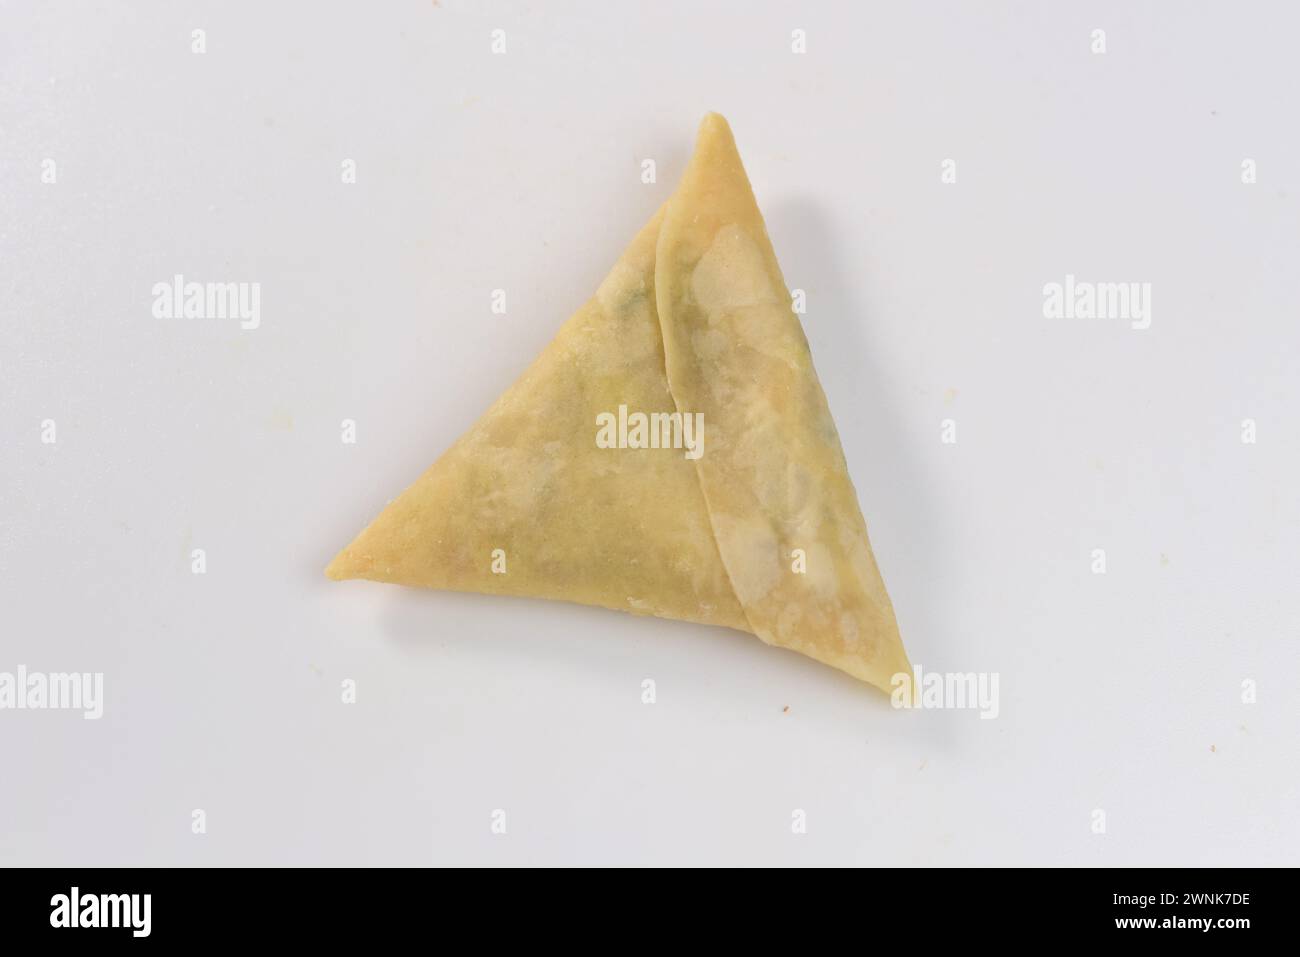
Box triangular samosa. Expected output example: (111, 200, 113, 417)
(327, 113, 911, 691)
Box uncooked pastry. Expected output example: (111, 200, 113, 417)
(327, 114, 911, 692)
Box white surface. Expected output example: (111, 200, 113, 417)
(2, 1, 1297, 866)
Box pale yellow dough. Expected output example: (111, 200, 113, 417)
(327, 114, 912, 692)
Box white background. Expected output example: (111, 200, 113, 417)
(2, 1, 1297, 866)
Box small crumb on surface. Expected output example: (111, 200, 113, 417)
(1210, 744, 1216, 752)
(782, 705, 789, 714)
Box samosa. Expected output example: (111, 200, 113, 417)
(327, 114, 911, 692)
